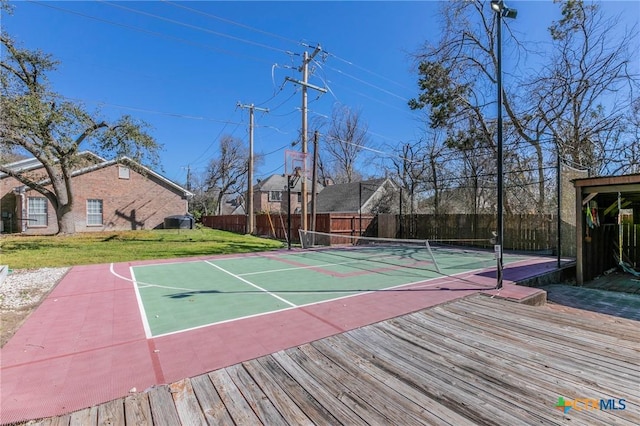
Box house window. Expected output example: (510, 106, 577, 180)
(87, 199, 103, 226)
(268, 191, 282, 202)
(118, 166, 130, 179)
(297, 193, 302, 203)
(28, 197, 47, 227)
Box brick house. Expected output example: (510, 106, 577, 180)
(253, 174, 323, 213)
(0, 152, 192, 234)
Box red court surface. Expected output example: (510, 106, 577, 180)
(0, 252, 553, 424)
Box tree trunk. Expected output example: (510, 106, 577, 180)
(56, 204, 76, 235)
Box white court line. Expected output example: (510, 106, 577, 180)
(109, 263, 199, 292)
(152, 304, 298, 338)
(204, 260, 297, 308)
(151, 276, 448, 339)
(237, 253, 429, 277)
(149, 259, 512, 339)
(132, 258, 206, 268)
(140, 283, 201, 292)
(125, 265, 153, 339)
(113, 254, 535, 339)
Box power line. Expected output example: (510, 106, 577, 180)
(60, 96, 246, 124)
(162, 0, 301, 47)
(322, 63, 410, 102)
(97, 0, 291, 54)
(162, 0, 413, 106)
(28, 0, 274, 64)
(325, 50, 411, 91)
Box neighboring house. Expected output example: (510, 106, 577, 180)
(218, 194, 246, 216)
(314, 178, 399, 214)
(0, 152, 193, 234)
(419, 186, 494, 214)
(253, 174, 323, 213)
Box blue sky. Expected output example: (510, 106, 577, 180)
(3, 1, 639, 187)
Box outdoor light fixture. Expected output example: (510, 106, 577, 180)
(491, 0, 517, 290)
(490, 0, 517, 18)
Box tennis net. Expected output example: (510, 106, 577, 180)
(298, 229, 497, 275)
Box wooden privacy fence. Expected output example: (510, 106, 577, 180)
(202, 213, 574, 255)
(396, 214, 560, 253)
(201, 213, 376, 243)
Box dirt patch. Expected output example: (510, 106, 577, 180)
(1, 307, 40, 347)
(0, 267, 69, 347)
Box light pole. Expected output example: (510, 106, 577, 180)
(490, 0, 517, 289)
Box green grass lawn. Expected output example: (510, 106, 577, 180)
(0, 227, 284, 269)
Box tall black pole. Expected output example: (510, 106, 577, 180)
(399, 188, 403, 238)
(496, 8, 504, 289)
(359, 182, 362, 236)
(556, 141, 562, 268)
(287, 178, 292, 250)
(310, 131, 319, 233)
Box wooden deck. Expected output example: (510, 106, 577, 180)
(22, 294, 640, 425)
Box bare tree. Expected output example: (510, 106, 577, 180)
(408, 0, 543, 210)
(205, 135, 248, 215)
(625, 98, 640, 173)
(409, 0, 638, 213)
(323, 104, 369, 183)
(531, 0, 639, 174)
(0, 34, 160, 234)
(187, 172, 217, 220)
(389, 141, 430, 217)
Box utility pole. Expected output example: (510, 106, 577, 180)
(284, 44, 326, 231)
(183, 165, 192, 213)
(238, 102, 269, 235)
(310, 130, 319, 233)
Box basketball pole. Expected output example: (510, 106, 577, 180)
(287, 176, 292, 250)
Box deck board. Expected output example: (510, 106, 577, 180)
(123, 393, 152, 426)
(69, 407, 97, 426)
(147, 386, 181, 426)
(225, 364, 287, 425)
(26, 294, 640, 425)
(97, 399, 124, 426)
(207, 369, 262, 425)
(438, 302, 639, 375)
(241, 360, 315, 425)
(190, 374, 235, 426)
(169, 379, 207, 426)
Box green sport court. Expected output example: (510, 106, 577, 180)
(130, 245, 529, 338)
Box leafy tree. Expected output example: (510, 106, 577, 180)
(0, 34, 160, 234)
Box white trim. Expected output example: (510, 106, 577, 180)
(0, 151, 105, 178)
(86, 199, 103, 226)
(204, 260, 297, 308)
(9, 153, 193, 198)
(27, 196, 48, 227)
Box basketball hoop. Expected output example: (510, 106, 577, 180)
(285, 150, 309, 179)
